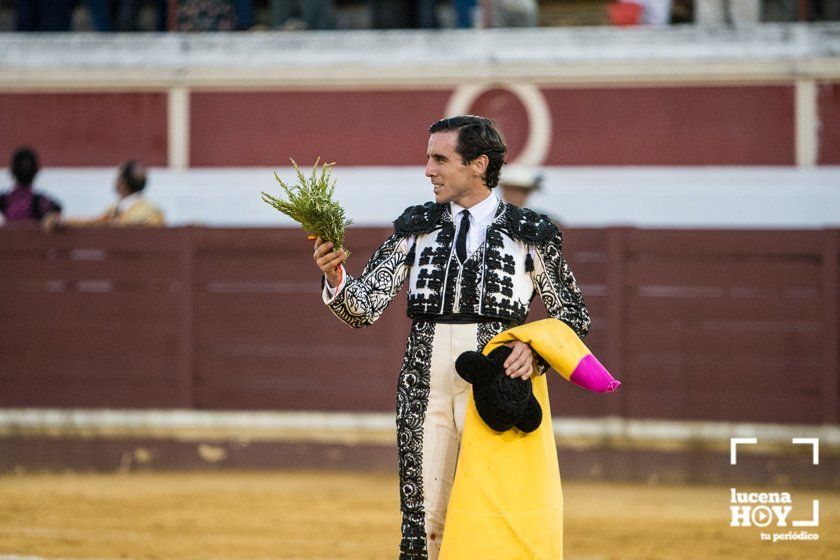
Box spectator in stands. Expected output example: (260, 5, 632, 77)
(811, 0, 840, 20)
(17, 0, 114, 31)
(144, 0, 253, 30)
(47, 160, 164, 229)
(485, 0, 539, 27)
(369, 0, 437, 28)
(172, 0, 239, 31)
(637, 0, 672, 25)
(0, 147, 62, 226)
(455, 0, 538, 27)
(695, 0, 760, 26)
(499, 165, 564, 226)
(16, 0, 75, 31)
(271, 0, 335, 30)
(84, 0, 114, 31)
(117, 0, 169, 31)
(454, 0, 477, 27)
(498, 164, 541, 208)
(232, 0, 256, 29)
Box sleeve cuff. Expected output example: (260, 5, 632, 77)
(322, 265, 347, 304)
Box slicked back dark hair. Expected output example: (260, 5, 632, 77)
(120, 160, 147, 194)
(428, 115, 507, 189)
(11, 147, 39, 186)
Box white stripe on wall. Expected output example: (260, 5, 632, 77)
(795, 79, 819, 167)
(167, 86, 190, 170)
(1, 409, 838, 453)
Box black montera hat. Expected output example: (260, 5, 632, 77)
(455, 345, 542, 433)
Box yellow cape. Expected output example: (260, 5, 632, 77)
(439, 318, 619, 560)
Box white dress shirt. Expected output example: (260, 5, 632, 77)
(450, 191, 499, 260)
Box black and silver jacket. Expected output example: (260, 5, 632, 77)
(324, 201, 590, 338)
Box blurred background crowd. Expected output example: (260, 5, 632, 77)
(2, 0, 838, 32)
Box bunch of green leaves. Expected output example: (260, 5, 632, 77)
(261, 158, 353, 253)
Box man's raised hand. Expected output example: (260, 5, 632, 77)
(313, 236, 346, 288)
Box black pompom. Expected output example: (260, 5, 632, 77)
(521, 222, 537, 237)
(405, 242, 416, 266)
(525, 252, 534, 272)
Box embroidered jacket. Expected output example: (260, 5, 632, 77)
(324, 201, 590, 338)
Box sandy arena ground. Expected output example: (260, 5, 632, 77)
(0, 471, 837, 560)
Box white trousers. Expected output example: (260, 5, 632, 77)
(421, 323, 475, 560)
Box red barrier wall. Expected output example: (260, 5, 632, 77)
(1, 227, 837, 424)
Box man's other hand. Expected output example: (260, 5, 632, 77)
(313, 236, 346, 288)
(503, 340, 535, 380)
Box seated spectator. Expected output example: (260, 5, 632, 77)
(84, 0, 114, 31)
(608, 0, 680, 26)
(368, 0, 436, 29)
(17, 0, 113, 31)
(117, 0, 169, 32)
(499, 165, 563, 226)
(454, 0, 476, 27)
(232, 0, 255, 29)
(695, 0, 760, 26)
(498, 164, 542, 208)
(485, 0, 539, 27)
(455, 0, 538, 28)
(811, 0, 840, 20)
(638, 0, 672, 25)
(272, 0, 335, 30)
(16, 0, 75, 31)
(0, 147, 62, 226)
(49, 160, 164, 229)
(173, 0, 237, 31)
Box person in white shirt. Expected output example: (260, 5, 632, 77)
(313, 115, 589, 560)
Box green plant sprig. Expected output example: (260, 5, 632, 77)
(261, 158, 353, 255)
